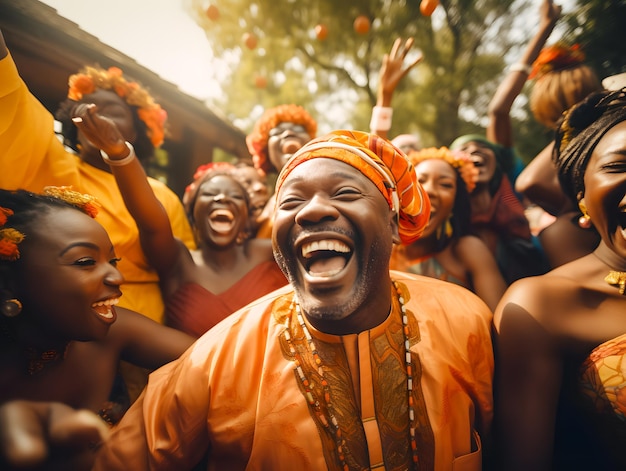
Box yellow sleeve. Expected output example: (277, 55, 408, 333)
(0, 52, 78, 191)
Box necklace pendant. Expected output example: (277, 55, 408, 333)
(604, 270, 626, 295)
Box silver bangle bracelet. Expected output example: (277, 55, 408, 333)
(100, 141, 136, 166)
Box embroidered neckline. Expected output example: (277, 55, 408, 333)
(282, 280, 419, 469)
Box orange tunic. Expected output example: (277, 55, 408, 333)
(0, 52, 194, 323)
(94, 272, 493, 471)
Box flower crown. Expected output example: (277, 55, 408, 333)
(246, 104, 317, 175)
(529, 43, 586, 80)
(407, 147, 478, 193)
(0, 187, 100, 262)
(68, 66, 167, 148)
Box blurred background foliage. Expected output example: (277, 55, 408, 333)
(185, 0, 625, 164)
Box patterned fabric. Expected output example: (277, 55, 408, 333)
(94, 272, 493, 471)
(389, 250, 468, 288)
(580, 333, 626, 421)
(276, 130, 431, 245)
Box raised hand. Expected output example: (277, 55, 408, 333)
(72, 103, 129, 158)
(378, 38, 423, 105)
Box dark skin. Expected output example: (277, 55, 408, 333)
(493, 120, 626, 470)
(0, 208, 194, 413)
(272, 158, 398, 335)
(72, 104, 281, 310)
(406, 159, 506, 311)
(0, 400, 110, 471)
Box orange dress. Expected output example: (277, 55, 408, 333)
(94, 272, 493, 471)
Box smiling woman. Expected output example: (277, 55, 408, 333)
(0, 187, 193, 433)
(71, 93, 288, 339)
(493, 87, 626, 470)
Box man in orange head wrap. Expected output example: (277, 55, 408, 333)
(20, 130, 493, 471)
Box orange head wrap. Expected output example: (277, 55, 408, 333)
(275, 130, 431, 245)
(246, 104, 317, 175)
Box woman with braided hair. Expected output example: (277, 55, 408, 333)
(494, 88, 626, 470)
(0, 186, 194, 468)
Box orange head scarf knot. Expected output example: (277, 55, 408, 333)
(275, 130, 430, 245)
(246, 104, 317, 175)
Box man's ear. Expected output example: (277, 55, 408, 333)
(390, 211, 401, 245)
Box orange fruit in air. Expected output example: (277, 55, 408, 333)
(254, 75, 267, 89)
(243, 32, 258, 50)
(420, 0, 439, 16)
(206, 4, 220, 21)
(353, 15, 370, 35)
(315, 24, 328, 41)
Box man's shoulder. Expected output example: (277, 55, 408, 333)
(391, 270, 492, 323)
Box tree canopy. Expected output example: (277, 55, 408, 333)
(185, 0, 622, 162)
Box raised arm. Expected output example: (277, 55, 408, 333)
(487, 0, 561, 147)
(72, 104, 183, 282)
(370, 38, 422, 139)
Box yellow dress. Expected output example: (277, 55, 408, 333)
(0, 51, 194, 323)
(94, 272, 494, 471)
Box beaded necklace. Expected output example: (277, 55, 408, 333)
(282, 280, 419, 469)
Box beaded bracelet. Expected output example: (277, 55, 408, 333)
(509, 63, 532, 75)
(100, 141, 136, 166)
(369, 106, 393, 132)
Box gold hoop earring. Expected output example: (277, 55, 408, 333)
(578, 198, 592, 229)
(1, 298, 22, 318)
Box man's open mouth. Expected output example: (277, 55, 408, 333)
(301, 239, 352, 277)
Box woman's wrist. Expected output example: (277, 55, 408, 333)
(100, 141, 136, 166)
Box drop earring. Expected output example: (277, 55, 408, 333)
(1, 298, 22, 318)
(578, 198, 592, 229)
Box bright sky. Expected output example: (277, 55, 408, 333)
(39, 0, 225, 102)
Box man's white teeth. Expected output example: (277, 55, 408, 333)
(302, 239, 350, 258)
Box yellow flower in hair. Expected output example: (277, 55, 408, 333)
(0, 228, 25, 261)
(407, 147, 478, 193)
(42, 186, 101, 219)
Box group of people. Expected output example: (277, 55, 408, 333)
(2, 0, 626, 469)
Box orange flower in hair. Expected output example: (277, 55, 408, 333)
(530, 43, 586, 80)
(0, 206, 13, 226)
(67, 66, 168, 147)
(246, 104, 317, 175)
(407, 147, 478, 193)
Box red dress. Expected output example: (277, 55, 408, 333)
(165, 260, 287, 337)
